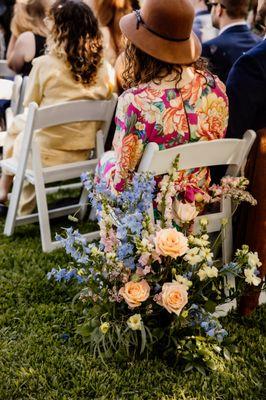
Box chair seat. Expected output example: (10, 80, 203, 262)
(1, 157, 99, 184)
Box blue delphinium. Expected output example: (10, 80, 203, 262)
(47, 267, 85, 283)
(189, 306, 228, 343)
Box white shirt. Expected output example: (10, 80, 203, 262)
(219, 21, 248, 36)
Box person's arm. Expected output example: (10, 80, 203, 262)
(6, 32, 16, 59)
(226, 53, 264, 138)
(7, 31, 35, 73)
(111, 93, 146, 192)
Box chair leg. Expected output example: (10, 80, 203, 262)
(32, 144, 53, 252)
(78, 187, 89, 221)
(4, 175, 22, 236)
(221, 197, 235, 296)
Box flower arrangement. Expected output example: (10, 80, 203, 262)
(48, 159, 263, 371)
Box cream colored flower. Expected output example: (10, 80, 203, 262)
(244, 268, 261, 286)
(199, 248, 213, 262)
(247, 252, 262, 269)
(197, 265, 218, 281)
(100, 322, 110, 334)
(127, 314, 142, 331)
(154, 228, 188, 259)
(200, 217, 209, 227)
(175, 274, 193, 289)
(119, 280, 150, 308)
(173, 200, 199, 225)
(160, 282, 188, 315)
(184, 247, 203, 265)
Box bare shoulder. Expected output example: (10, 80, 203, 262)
(16, 31, 35, 46)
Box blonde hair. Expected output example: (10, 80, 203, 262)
(94, 0, 132, 54)
(11, 0, 48, 37)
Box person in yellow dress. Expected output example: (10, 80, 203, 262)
(0, 0, 115, 216)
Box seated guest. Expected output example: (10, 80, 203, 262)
(0, 0, 114, 216)
(91, 0, 132, 66)
(192, 0, 218, 43)
(202, 0, 262, 82)
(226, 0, 266, 315)
(6, 0, 48, 75)
(97, 0, 228, 196)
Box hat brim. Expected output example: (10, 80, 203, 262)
(120, 12, 202, 65)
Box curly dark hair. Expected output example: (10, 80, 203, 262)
(49, 0, 103, 86)
(122, 42, 212, 90)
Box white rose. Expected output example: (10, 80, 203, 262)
(173, 200, 198, 225)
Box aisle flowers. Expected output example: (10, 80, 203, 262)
(47, 158, 263, 371)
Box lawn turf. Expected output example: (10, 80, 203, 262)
(0, 219, 265, 400)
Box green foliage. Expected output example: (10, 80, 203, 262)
(0, 218, 265, 400)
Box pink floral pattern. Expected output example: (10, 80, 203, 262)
(97, 69, 228, 192)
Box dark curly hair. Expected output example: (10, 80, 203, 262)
(122, 42, 212, 90)
(48, 0, 103, 86)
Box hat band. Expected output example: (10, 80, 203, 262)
(135, 10, 190, 43)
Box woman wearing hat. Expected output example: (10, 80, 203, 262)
(97, 0, 228, 198)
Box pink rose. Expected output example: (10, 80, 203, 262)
(119, 280, 150, 308)
(154, 228, 188, 259)
(159, 282, 188, 315)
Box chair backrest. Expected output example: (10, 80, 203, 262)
(10, 75, 23, 115)
(0, 60, 15, 79)
(30, 94, 117, 141)
(17, 76, 29, 115)
(18, 96, 118, 173)
(138, 130, 256, 178)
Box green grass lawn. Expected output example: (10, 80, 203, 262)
(0, 218, 265, 400)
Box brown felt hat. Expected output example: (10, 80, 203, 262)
(120, 0, 202, 64)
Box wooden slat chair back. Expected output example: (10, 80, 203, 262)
(1, 94, 118, 252)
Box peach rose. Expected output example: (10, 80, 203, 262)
(173, 199, 199, 225)
(197, 92, 228, 140)
(119, 280, 150, 308)
(160, 281, 188, 315)
(154, 228, 188, 259)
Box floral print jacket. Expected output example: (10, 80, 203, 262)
(98, 67, 228, 195)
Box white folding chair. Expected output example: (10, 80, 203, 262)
(0, 60, 16, 79)
(138, 130, 256, 264)
(5, 74, 23, 130)
(138, 131, 256, 315)
(1, 95, 118, 252)
(0, 75, 28, 147)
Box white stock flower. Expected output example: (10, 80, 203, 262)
(184, 247, 203, 265)
(247, 252, 262, 269)
(199, 217, 209, 227)
(199, 248, 213, 262)
(175, 274, 192, 289)
(198, 265, 218, 281)
(244, 269, 261, 286)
